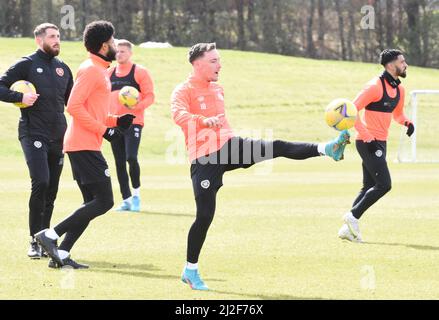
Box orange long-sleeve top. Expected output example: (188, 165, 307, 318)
(171, 75, 234, 162)
(64, 53, 118, 152)
(354, 76, 410, 142)
(108, 62, 154, 127)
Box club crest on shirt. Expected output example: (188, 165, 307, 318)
(201, 180, 210, 189)
(56, 68, 64, 77)
(198, 96, 207, 110)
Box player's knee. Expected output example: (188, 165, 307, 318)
(272, 140, 285, 158)
(104, 197, 114, 211)
(97, 194, 114, 212)
(378, 182, 392, 194)
(31, 179, 50, 193)
(384, 183, 392, 193)
(127, 156, 138, 165)
(195, 213, 214, 230)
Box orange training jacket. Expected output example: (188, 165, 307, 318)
(64, 53, 118, 152)
(171, 75, 234, 162)
(354, 76, 410, 142)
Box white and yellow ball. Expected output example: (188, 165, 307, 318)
(10, 80, 37, 108)
(118, 86, 139, 109)
(325, 98, 357, 131)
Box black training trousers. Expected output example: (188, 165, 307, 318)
(351, 140, 392, 219)
(54, 180, 114, 252)
(53, 151, 114, 252)
(187, 136, 320, 263)
(110, 124, 143, 200)
(20, 136, 64, 237)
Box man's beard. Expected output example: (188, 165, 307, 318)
(396, 66, 407, 78)
(43, 42, 60, 57)
(107, 46, 116, 61)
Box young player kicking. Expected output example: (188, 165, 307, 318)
(171, 43, 351, 290)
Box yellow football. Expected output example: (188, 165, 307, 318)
(10, 80, 37, 108)
(325, 98, 357, 131)
(118, 86, 139, 109)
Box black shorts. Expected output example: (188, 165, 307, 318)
(67, 151, 111, 185)
(191, 136, 271, 198)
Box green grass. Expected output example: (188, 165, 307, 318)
(0, 37, 439, 299)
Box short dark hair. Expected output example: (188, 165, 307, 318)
(188, 43, 216, 64)
(380, 49, 403, 66)
(83, 20, 115, 54)
(34, 23, 59, 37)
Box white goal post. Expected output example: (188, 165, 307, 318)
(397, 90, 439, 163)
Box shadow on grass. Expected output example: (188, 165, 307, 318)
(212, 290, 325, 300)
(78, 260, 161, 271)
(365, 241, 439, 251)
(78, 260, 225, 283)
(116, 210, 193, 218)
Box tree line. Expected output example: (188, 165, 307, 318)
(0, 0, 438, 68)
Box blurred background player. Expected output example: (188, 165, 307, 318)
(0, 23, 73, 259)
(35, 21, 135, 269)
(108, 39, 155, 212)
(338, 49, 414, 243)
(171, 43, 351, 290)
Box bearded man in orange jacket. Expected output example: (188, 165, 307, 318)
(338, 49, 414, 243)
(35, 21, 135, 269)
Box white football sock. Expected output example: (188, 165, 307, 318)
(347, 211, 358, 221)
(123, 197, 132, 203)
(317, 143, 326, 156)
(45, 228, 59, 240)
(58, 250, 69, 260)
(132, 188, 140, 197)
(186, 262, 198, 270)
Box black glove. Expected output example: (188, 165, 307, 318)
(117, 114, 136, 130)
(405, 121, 415, 137)
(366, 139, 381, 154)
(103, 127, 123, 142)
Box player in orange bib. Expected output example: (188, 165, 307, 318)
(35, 21, 135, 269)
(172, 43, 351, 290)
(338, 49, 414, 243)
(108, 39, 155, 212)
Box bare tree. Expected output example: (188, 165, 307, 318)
(21, 0, 32, 37)
(247, 0, 259, 45)
(47, 0, 53, 23)
(317, 0, 326, 58)
(261, 0, 277, 53)
(347, 2, 357, 61)
(307, 0, 316, 58)
(335, 0, 347, 60)
(375, 0, 384, 50)
(404, 0, 422, 66)
(236, 0, 245, 50)
(81, 0, 88, 33)
(386, 0, 394, 47)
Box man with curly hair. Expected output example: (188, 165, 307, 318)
(35, 21, 135, 269)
